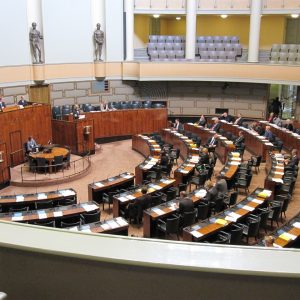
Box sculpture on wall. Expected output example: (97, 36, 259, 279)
(29, 22, 43, 64)
(94, 23, 104, 61)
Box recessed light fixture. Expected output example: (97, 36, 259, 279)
(176, 16, 181, 20)
(153, 14, 160, 18)
(291, 13, 299, 18)
(221, 14, 228, 19)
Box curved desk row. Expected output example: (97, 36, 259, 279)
(182, 188, 272, 242)
(184, 123, 235, 164)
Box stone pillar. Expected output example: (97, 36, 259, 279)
(185, 0, 197, 60)
(125, 0, 134, 61)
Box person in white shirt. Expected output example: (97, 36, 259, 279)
(100, 100, 108, 112)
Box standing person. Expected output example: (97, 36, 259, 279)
(178, 191, 194, 214)
(18, 96, 28, 107)
(94, 23, 104, 61)
(29, 22, 43, 63)
(270, 97, 282, 115)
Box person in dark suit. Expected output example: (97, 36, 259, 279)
(160, 151, 169, 166)
(211, 118, 221, 132)
(206, 134, 218, 150)
(220, 112, 234, 123)
(284, 119, 294, 132)
(234, 131, 245, 147)
(73, 105, 81, 119)
(173, 118, 184, 132)
(0, 97, 6, 110)
(196, 114, 207, 127)
(285, 149, 299, 170)
(137, 186, 152, 210)
(264, 126, 273, 141)
(234, 113, 244, 126)
(199, 147, 210, 165)
(18, 96, 28, 107)
(178, 191, 194, 214)
(253, 122, 265, 136)
(215, 175, 228, 196)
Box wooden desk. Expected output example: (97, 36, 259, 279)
(132, 134, 162, 184)
(0, 188, 76, 211)
(184, 123, 235, 164)
(30, 146, 69, 162)
(161, 128, 199, 159)
(1, 105, 20, 113)
(182, 188, 271, 242)
(67, 217, 129, 236)
(0, 201, 99, 223)
(113, 178, 176, 218)
(272, 214, 300, 248)
(88, 173, 135, 203)
(174, 155, 199, 185)
(264, 151, 285, 201)
(143, 188, 207, 238)
(260, 121, 300, 152)
(219, 122, 273, 162)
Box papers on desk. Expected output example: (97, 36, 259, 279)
(257, 136, 265, 140)
(37, 210, 47, 219)
(118, 196, 128, 202)
(224, 141, 233, 145)
(69, 226, 79, 231)
(143, 164, 153, 170)
(59, 190, 75, 197)
(231, 157, 241, 161)
(16, 195, 25, 202)
(12, 212, 24, 221)
(274, 171, 284, 175)
(225, 212, 240, 222)
(116, 217, 128, 227)
(153, 185, 162, 190)
(231, 152, 240, 157)
(78, 115, 85, 119)
(257, 189, 272, 199)
(230, 161, 240, 166)
(164, 128, 171, 131)
(107, 220, 119, 229)
(180, 170, 189, 174)
(242, 205, 255, 212)
(215, 218, 228, 225)
(53, 211, 63, 217)
(126, 195, 135, 200)
(191, 230, 203, 238)
(272, 178, 283, 184)
(37, 193, 47, 200)
(292, 222, 300, 229)
(82, 203, 99, 212)
(161, 179, 174, 185)
(101, 223, 110, 230)
(80, 228, 92, 233)
(94, 182, 104, 188)
(279, 232, 297, 241)
(252, 199, 263, 204)
(152, 207, 165, 216)
(265, 142, 274, 146)
(195, 189, 207, 198)
(186, 163, 195, 167)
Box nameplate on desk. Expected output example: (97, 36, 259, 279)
(118, 196, 128, 202)
(94, 182, 104, 188)
(16, 195, 25, 202)
(37, 193, 47, 200)
(53, 211, 63, 217)
(82, 203, 98, 212)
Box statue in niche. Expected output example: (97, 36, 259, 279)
(29, 22, 43, 64)
(94, 23, 104, 61)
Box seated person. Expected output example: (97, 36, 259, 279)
(284, 119, 294, 131)
(285, 149, 299, 170)
(273, 115, 282, 127)
(211, 118, 221, 132)
(220, 112, 234, 123)
(173, 118, 184, 132)
(234, 131, 245, 147)
(267, 112, 274, 123)
(252, 122, 265, 136)
(73, 105, 81, 119)
(27, 136, 39, 153)
(203, 180, 218, 203)
(196, 114, 206, 127)
(264, 126, 273, 141)
(18, 96, 28, 107)
(199, 147, 210, 165)
(0, 97, 6, 110)
(160, 151, 169, 166)
(206, 133, 218, 150)
(234, 113, 244, 126)
(263, 235, 275, 247)
(178, 191, 194, 214)
(100, 100, 109, 112)
(215, 175, 228, 197)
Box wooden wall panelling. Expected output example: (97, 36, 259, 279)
(75, 119, 95, 154)
(0, 142, 10, 185)
(9, 130, 23, 167)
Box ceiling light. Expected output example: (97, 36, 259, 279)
(291, 14, 299, 18)
(176, 16, 181, 20)
(220, 14, 228, 19)
(153, 14, 160, 18)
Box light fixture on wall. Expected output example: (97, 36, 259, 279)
(291, 14, 299, 19)
(176, 16, 181, 20)
(153, 14, 160, 18)
(0, 151, 4, 163)
(220, 14, 228, 19)
(84, 125, 91, 135)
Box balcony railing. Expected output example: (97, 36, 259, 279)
(134, 0, 300, 11)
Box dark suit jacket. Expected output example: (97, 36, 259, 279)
(199, 153, 209, 165)
(0, 101, 6, 109)
(285, 124, 294, 131)
(255, 125, 264, 136)
(18, 100, 28, 106)
(178, 197, 194, 214)
(160, 155, 169, 166)
(211, 122, 221, 133)
(216, 179, 228, 195)
(234, 117, 244, 126)
(206, 136, 218, 147)
(287, 156, 299, 169)
(234, 136, 245, 147)
(197, 119, 206, 126)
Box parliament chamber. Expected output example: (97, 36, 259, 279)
(1, 1, 300, 300)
